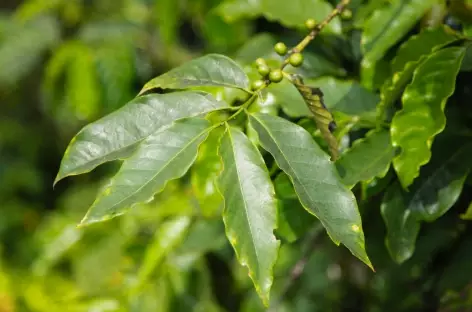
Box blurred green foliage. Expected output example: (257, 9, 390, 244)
(2, 0, 472, 311)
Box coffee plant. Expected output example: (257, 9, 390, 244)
(3, 0, 472, 311)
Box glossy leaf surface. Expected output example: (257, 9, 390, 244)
(55, 91, 227, 184)
(249, 113, 372, 268)
(377, 26, 458, 121)
(218, 126, 279, 306)
(139, 54, 250, 94)
(80, 118, 212, 225)
(362, 0, 436, 66)
(391, 47, 465, 188)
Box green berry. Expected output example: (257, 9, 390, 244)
(257, 64, 270, 77)
(289, 53, 304, 67)
(255, 58, 266, 67)
(251, 80, 265, 90)
(305, 18, 317, 30)
(341, 9, 352, 19)
(269, 69, 283, 83)
(274, 42, 288, 56)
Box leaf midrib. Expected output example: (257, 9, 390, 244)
(226, 127, 261, 268)
(251, 114, 336, 237)
(91, 126, 211, 213)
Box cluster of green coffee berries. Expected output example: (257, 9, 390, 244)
(251, 18, 321, 91)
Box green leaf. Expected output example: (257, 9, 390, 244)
(336, 129, 395, 188)
(55, 91, 227, 184)
(407, 138, 472, 222)
(268, 80, 310, 118)
(306, 77, 379, 119)
(275, 173, 315, 243)
(139, 54, 250, 95)
(95, 42, 134, 112)
(154, 0, 181, 45)
(382, 138, 472, 263)
(135, 216, 192, 291)
(381, 183, 420, 264)
(249, 113, 372, 269)
(191, 127, 224, 217)
(391, 47, 466, 188)
(66, 43, 100, 120)
(377, 26, 459, 121)
(361, 0, 437, 73)
(217, 126, 280, 306)
(80, 118, 213, 225)
(218, 0, 341, 34)
(235, 33, 277, 63)
(0, 17, 59, 85)
(460, 201, 472, 220)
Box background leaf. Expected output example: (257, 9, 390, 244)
(218, 0, 341, 34)
(217, 126, 280, 306)
(391, 47, 465, 188)
(382, 136, 472, 263)
(361, 0, 437, 70)
(336, 129, 395, 188)
(381, 182, 420, 264)
(249, 113, 372, 268)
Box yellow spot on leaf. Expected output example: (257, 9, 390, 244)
(351, 224, 360, 232)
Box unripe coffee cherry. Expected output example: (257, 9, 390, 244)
(269, 69, 283, 83)
(341, 9, 352, 19)
(257, 64, 270, 77)
(251, 80, 265, 90)
(274, 42, 288, 56)
(305, 18, 317, 30)
(255, 58, 266, 67)
(289, 53, 304, 67)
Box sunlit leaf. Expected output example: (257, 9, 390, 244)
(361, 0, 437, 69)
(80, 118, 213, 225)
(249, 113, 372, 269)
(377, 26, 459, 121)
(336, 129, 395, 188)
(218, 126, 279, 306)
(391, 47, 465, 188)
(55, 91, 227, 184)
(139, 54, 250, 95)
